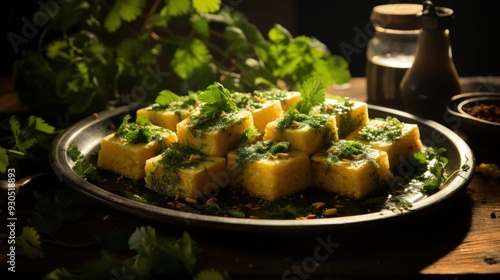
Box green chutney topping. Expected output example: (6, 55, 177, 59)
(253, 89, 290, 102)
(147, 143, 206, 193)
(116, 115, 167, 144)
(323, 140, 379, 168)
(277, 108, 330, 132)
(232, 92, 266, 110)
(319, 97, 354, 115)
(189, 111, 245, 133)
(357, 117, 403, 142)
(235, 140, 290, 175)
(147, 95, 199, 113)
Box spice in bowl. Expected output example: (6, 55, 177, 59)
(462, 103, 500, 123)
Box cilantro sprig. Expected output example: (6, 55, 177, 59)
(276, 77, 328, 131)
(0, 115, 55, 173)
(67, 144, 98, 180)
(198, 82, 238, 119)
(189, 82, 239, 129)
(293, 77, 326, 114)
(409, 147, 449, 194)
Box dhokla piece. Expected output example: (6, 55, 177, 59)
(136, 95, 200, 132)
(176, 110, 254, 157)
(144, 144, 227, 200)
(232, 92, 283, 135)
(253, 90, 301, 111)
(312, 97, 369, 138)
(346, 117, 423, 172)
(227, 141, 311, 201)
(263, 110, 338, 156)
(311, 140, 392, 200)
(97, 115, 178, 180)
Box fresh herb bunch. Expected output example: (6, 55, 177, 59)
(12, 0, 350, 127)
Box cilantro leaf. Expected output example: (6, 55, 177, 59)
(194, 269, 227, 280)
(268, 24, 292, 44)
(9, 116, 21, 145)
(93, 231, 131, 252)
(129, 226, 200, 276)
(29, 116, 56, 134)
(16, 138, 38, 154)
(72, 160, 98, 180)
(240, 127, 260, 144)
(191, 14, 210, 39)
(28, 189, 86, 235)
(105, 0, 146, 32)
(294, 77, 326, 114)
(167, 0, 191, 16)
(197, 82, 238, 119)
(193, 0, 221, 13)
(409, 147, 449, 195)
(155, 89, 181, 106)
(0, 147, 8, 173)
(66, 144, 83, 162)
(172, 39, 211, 79)
(16, 226, 44, 260)
(205, 202, 246, 218)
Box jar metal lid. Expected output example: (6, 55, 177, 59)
(371, 4, 422, 30)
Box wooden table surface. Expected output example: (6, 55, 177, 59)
(1, 77, 500, 279)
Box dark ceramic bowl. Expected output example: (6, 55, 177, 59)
(446, 92, 500, 163)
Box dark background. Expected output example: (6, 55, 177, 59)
(2, 0, 499, 78)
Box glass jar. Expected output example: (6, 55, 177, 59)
(366, 3, 422, 110)
(400, 1, 461, 123)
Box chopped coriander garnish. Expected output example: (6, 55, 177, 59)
(323, 140, 379, 168)
(232, 92, 265, 109)
(234, 140, 290, 174)
(318, 97, 354, 115)
(253, 89, 290, 102)
(277, 108, 330, 132)
(240, 127, 261, 145)
(205, 202, 246, 218)
(146, 143, 207, 194)
(116, 114, 166, 144)
(150, 91, 200, 117)
(357, 117, 403, 142)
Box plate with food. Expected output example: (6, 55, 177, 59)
(50, 82, 475, 233)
